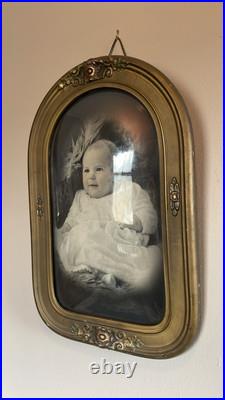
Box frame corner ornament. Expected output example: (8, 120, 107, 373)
(71, 322, 144, 353)
(169, 177, 180, 216)
(58, 56, 129, 89)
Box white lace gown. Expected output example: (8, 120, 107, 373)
(57, 181, 161, 290)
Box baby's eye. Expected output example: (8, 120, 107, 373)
(83, 168, 89, 174)
(96, 167, 104, 172)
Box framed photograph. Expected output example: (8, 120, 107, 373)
(28, 55, 199, 358)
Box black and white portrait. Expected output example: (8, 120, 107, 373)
(50, 88, 165, 325)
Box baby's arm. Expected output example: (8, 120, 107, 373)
(119, 215, 143, 233)
(118, 183, 157, 234)
(132, 183, 158, 235)
(59, 190, 82, 233)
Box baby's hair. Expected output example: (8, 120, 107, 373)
(83, 139, 118, 163)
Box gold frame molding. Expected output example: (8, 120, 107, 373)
(28, 55, 199, 358)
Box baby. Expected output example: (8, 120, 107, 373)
(58, 139, 161, 291)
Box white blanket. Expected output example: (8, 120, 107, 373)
(56, 182, 161, 289)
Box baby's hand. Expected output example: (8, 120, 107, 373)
(119, 215, 143, 233)
(100, 273, 117, 288)
(60, 222, 72, 234)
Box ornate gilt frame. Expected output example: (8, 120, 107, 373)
(28, 55, 199, 358)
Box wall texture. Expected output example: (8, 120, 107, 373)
(3, 3, 222, 398)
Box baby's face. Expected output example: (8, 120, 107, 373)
(82, 146, 113, 198)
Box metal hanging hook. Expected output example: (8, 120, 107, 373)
(108, 30, 127, 56)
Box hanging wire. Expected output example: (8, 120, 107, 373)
(108, 30, 127, 56)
